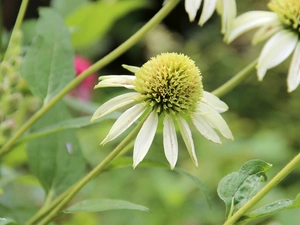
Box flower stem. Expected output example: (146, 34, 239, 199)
(3, 0, 29, 61)
(0, 0, 180, 158)
(31, 115, 148, 225)
(212, 59, 258, 97)
(223, 152, 300, 225)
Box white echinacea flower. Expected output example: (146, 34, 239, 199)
(185, 0, 237, 33)
(91, 53, 233, 169)
(226, 0, 300, 92)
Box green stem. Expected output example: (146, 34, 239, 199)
(212, 59, 258, 97)
(34, 114, 148, 225)
(26, 185, 75, 225)
(223, 152, 300, 225)
(26, 139, 136, 225)
(3, 0, 29, 61)
(0, 0, 180, 158)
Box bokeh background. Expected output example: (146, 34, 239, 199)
(1, 0, 300, 224)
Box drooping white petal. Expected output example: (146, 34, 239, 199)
(192, 114, 221, 144)
(257, 30, 298, 80)
(133, 110, 158, 168)
(252, 23, 282, 45)
(91, 92, 140, 121)
(198, 0, 217, 26)
(220, 0, 237, 34)
(95, 75, 135, 89)
(163, 115, 178, 169)
(176, 116, 198, 167)
(101, 104, 147, 145)
(122, 64, 140, 73)
(198, 102, 233, 140)
(202, 91, 228, 113)
(287, 41, 300, 92)
(226, 11, 279, 43)
(185, 0, 202, 22)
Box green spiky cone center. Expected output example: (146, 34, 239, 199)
(133, 53, 203, 115)
(269, 0, 300, 33)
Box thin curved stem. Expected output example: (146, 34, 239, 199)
(3, 0, 29, 61)
(212, 59, 258, 97)
(34, 114, 148, 225)
(223, 152, 300, 225)
(0, 0, 180, 158)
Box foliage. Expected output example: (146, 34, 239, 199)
(0, 0, 299, 225)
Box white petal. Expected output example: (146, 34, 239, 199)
(163, 115, 178, 169)
(257, 30, 298, 80)
(176, 116, 198, 167)
(95, 75, 135, 89)
(198, 102, 233, 140)
(203, 91, 228, 113)
(133, 110, 158, 168)
(220, 0, 237, 34)
(226, 11, 279, 43)
(252, 23, 282, 45)
(192, 114, 221, 144)
(101, 104, 147, 145)
(91, 92, 140, 121)
(122, 64, 140, 73)
(287, 41, 300, 92)
(185, 0, 202, 22)
(198, 0, 217, 26)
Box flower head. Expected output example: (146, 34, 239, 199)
(92, 53, 233, 169)
(226, 0, 300, 92)
(185, 0, 237, 34)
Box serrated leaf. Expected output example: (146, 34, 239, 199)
(239, 194, 300, 222)
(65, 0, 148, 48)
(22, 8, 75, 102)
(63, 199, 150, 213)
(26, 101, 85, 195)
(217, 159, 272, 218)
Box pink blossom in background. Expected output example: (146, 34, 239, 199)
(68, 55, 98, 101)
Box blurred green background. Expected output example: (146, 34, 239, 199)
(1, 0, 300, 224)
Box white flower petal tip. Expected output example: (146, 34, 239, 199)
(198, 0, 217, 26)
(133, 111, 158, 168)
(176, 116, 198, 167)
(122, 64, 140, 73)
(100, 104, 147, 145)
(194, 102, 234, 142)
(257, 31, 298, 78)
(226, 11, 279, 43)
(287, 42, 300, 93)
(203, 91, 229, 113)
(185, 0, 202, 22)
(91, 92, 140, 121)
(163, 116, 178, 170)
(95, 75, 135, 89)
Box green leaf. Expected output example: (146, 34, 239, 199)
(18, 112, 119, 144)
(63, 199, 150, 213)
(22, 8, 75, 102)
(65, 0, 148, 48)
(106, 158, 212, 209)
(26, 101, 85, 195)
(174, 168, 212, 210)
(217, 159, 272, 218)
(239, 194, 300, 222)
(0, 218, 17, 225)
(51, 0, 88, 18)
